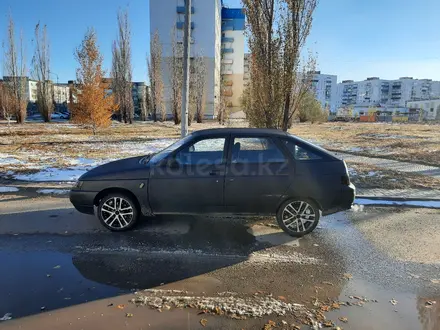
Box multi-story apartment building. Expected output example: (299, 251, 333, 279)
(220, 7, 245, 112)
(149, 0, 245, 119)
(310, 72, 338, 113)
(337, 77, 440, 108)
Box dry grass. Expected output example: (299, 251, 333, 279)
(347, 162, 440, 190)
(288, 122, 440, 166)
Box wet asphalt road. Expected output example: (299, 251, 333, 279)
(1, 194, 440, 329)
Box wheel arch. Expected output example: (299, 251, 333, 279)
(93, 187, 141, 212)
(276, 195, 323, 213)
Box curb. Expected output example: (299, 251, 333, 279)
(356, 195, 440, 202)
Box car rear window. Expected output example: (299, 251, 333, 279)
(282, 139, 323, 161)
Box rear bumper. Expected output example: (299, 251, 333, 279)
(69, 190, 96, 215)
(322, 183, 356, 216)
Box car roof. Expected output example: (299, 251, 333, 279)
(191, 128, 289, 137)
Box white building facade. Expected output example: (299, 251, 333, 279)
(337, 77, 440, 108)
(407, 99, 440, 120)
(220, 8, 245, 112)
(310, 72, 338, 113)
(149, 0, 245, 118)
(150, 0, 223, 118)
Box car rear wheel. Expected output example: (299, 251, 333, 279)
(97, 193, 139, 231)
(276, 198, 320, 237)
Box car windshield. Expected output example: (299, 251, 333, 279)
(149, 134, 193, 164)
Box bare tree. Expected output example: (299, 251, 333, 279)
(147, 31, 165, 122)
(168, 27, 183, 125)
(111, 9, 134, 124)
(0, 81, 13, 125)
(31, 22, 54, 122)
(3, 15, 27, 124)
(191, 54, 207, 123)
(242, 0, 317, 131)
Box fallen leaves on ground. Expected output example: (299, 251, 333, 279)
(320, 305, 330, 312)
(339, 317, 348, 323)
(263, 320, 276, 329)
(125, 313, 133, 318)
(200, 318, 208, 327)
(117, 304, 125, 309)
(331, 302, 340, 309)
(322, 320, 334, 327)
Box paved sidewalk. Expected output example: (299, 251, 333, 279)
(356, 187, 440, 200)
(334, 152, 440, 179)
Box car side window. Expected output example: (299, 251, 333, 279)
(231, 137, 286, 163)
(282, 139, 322, 161)
(174, 138, 226, 165)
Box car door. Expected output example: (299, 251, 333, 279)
(224, 135, 293, 214)
(149, 135, 228, 214)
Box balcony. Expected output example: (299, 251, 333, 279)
(176, 6, 195, 14)
(222, 48, 234, 53)
(221, 37, 234, 43)
(221, 70, 233, 75)
(176, 22, 195, 29)
(222, 90, 233, 97)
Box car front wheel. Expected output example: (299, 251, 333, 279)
(276, 198, 320, 237)
(97, 193, 139, 231)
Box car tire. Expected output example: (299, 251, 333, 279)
(276, 198, 320, 237)
(97, 193, 139, 232)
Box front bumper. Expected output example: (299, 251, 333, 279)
(69, 190, 96, 215)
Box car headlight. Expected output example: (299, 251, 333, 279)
(74, 181, 84, 189)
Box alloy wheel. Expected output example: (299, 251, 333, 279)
(281, 201, 316, 233)
(100, 197, 134, 229)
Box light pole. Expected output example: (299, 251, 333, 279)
(181, 0, 191, 137)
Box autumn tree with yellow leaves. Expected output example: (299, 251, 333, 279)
(70, 29, 115, 134)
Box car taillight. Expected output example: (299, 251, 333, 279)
(341, 175, 350, 186)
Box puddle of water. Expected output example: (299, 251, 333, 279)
(326, 278, 439, 330)
(0, 251, 126, 319)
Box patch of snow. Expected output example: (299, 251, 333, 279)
(131, 293, 308, 318)
(354, 198, 440, 209)
(14, 168, 87, 182)
(0, 186, 19, 193)
(36, 189, 70, 195)
(0, 155, 22, 165)
(67, 157, 101, 167)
